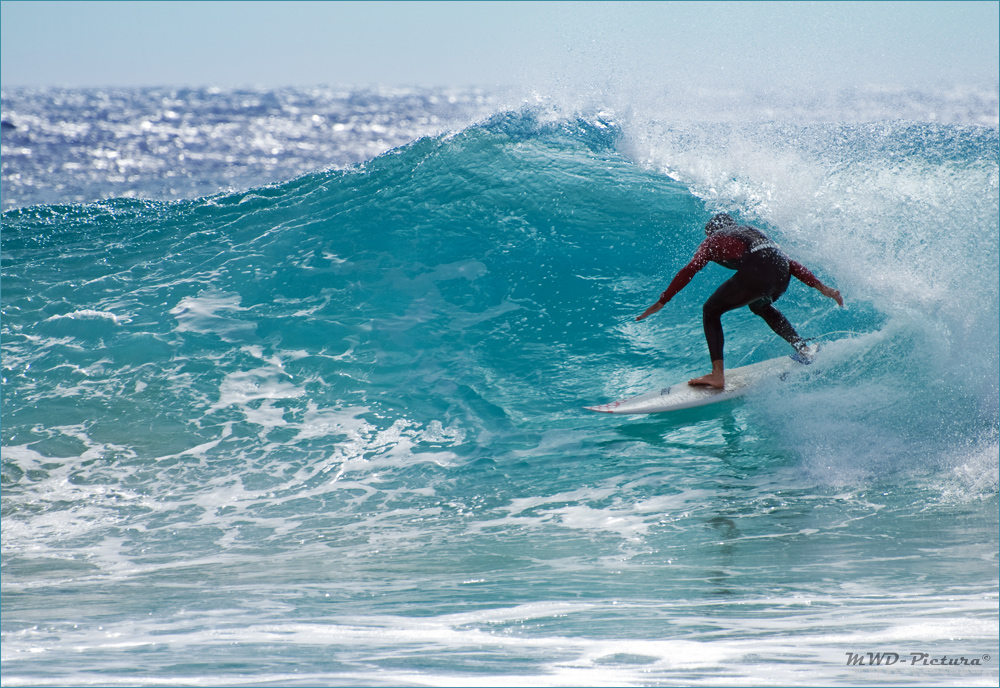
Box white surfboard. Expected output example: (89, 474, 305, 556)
(585, 354, 808, 415)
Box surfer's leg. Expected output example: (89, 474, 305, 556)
(742, 254, 807, 352)
(748, 299, 806, 350)
(694, 278, 757, 389)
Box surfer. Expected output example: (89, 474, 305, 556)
(636, 213, 843, 389)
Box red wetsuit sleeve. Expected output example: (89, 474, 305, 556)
(657, 255, 706, 304)
(789, 260, 823, 288)
(658, 235, 746, 304)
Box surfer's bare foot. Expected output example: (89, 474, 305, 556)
(688, 372, 725, 389)
(688, 360, 725, 389)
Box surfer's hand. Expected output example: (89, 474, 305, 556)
(636, 301, 664, 321)
(819, 285, 844, 308)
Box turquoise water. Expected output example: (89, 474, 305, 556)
(2, 109, 998, 685)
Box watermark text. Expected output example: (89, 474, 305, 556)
(846, 651, 991, 668)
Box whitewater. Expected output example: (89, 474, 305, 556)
(2, 85, 998, 686)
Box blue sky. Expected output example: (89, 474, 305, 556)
(2, 1, 997, 91)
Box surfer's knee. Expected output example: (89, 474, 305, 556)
(703, 300, 724, 320)
(747, 299, 775, 317)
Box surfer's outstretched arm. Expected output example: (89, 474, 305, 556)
(637, 248, 712, 321)
(636, 301, 664, 321)
(816, 283, 844, 307)
(789, 260, 844, 307)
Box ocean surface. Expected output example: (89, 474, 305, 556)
(2, 85, 998, 686)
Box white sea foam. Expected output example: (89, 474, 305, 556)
(2, 595, 995, 686)
(44, 309, 130, 324)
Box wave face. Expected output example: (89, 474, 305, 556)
(2, 108, 998, 685)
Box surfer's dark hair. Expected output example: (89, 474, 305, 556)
(705, 213, 737, 235)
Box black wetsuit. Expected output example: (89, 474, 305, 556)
(658, 224, 818, 361)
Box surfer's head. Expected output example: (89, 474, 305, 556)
(705, 213, 736, 235)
